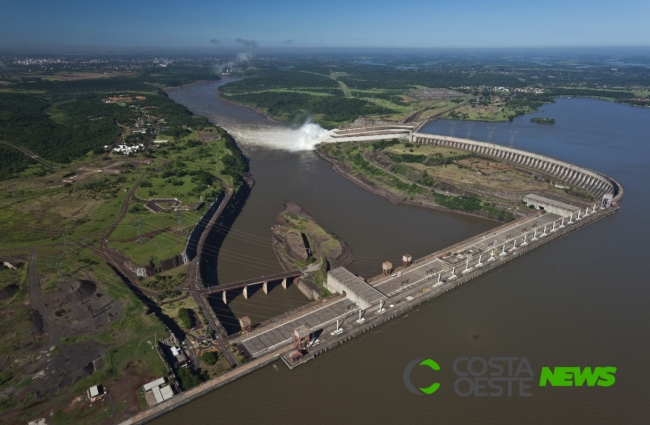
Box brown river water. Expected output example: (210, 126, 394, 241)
(158, 79, 650, 424)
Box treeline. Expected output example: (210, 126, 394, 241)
(0, 144, 35, 180)
(338, 65, 527, 90)
(433, 193, 514, 221)
(220, 69, 339, 94)
(546, 88, 635, 100)
(10, 65, 219, 95)
(221, 131, 249, 189)
(0, 92, 124, 165)
(223, 91, 392, 128)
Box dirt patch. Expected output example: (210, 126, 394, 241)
(15, 339, 108, 401)
(197, 130, 219, 142)
(0, 283, 18, 300)
(42, 280, 123, 337)
(107, 370, 156, 422)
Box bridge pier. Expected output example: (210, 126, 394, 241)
(243, 285, 248, 299)
(222, 291, 227, 304)
(263, 281, 268, 294)
(282, 278, 287, 289)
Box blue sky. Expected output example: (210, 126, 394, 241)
(1, 0, 649, 50)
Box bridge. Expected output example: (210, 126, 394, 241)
(194, 270, 303, 303)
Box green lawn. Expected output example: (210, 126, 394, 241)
(109, 230, 186, 265)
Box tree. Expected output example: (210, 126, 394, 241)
(201, 351, 218, 366)
(177, 367, 202, 390)
(177, 308, 195, 329)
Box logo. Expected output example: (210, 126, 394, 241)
(539, 367, 617, 387)
(452, 357, 534, 396)
(403, 357, 617, 396)
(403, 358, 441, 395)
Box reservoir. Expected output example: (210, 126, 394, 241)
(161, 81, 650, 424)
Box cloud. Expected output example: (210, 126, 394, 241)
(209, 38, 220, 44)
(236, 38, 257, 49)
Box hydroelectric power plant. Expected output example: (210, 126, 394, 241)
(121, 122, 623, 425)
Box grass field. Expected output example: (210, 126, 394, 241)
(319, 141, 532, 221)
(160, 295, 206, 329)
(381, 143, 549, 192)
(200, 349, 233, 378)
(107, 134, 230, 265)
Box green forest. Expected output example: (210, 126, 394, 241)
(0, 66, 218, 180)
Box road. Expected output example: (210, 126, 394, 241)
(0, 140, 58, 171)
(102, 173, 146, 247)
(181, 183, 239, 367)
(190, 291, 239, 367)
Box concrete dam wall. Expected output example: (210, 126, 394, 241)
(412, 133, 624, 202)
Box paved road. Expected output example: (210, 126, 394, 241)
(0, 140, 58, 171)
(190, 291, 239, 366)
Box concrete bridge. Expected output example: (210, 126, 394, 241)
(195, 270, 303, 304)
(411, 133, 624, 201)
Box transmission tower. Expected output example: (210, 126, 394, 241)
(8, 184, 17, 201)
(487, 126, 496, 142)
(466, 122, 475, 139)
(56, 223, 72, 257)
(62, 233, 72, 257)
(175, 210, 184, 235)
(132, 218, 143, 244)
(449, 121, 457, 137)
(508, 130, 519, 148)
(51, 255, 65, 280)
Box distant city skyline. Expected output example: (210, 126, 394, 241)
(1, 0, 649, 51)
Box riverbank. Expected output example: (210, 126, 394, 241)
(216, 90, 287, 125)
(315, 147, 508, 223)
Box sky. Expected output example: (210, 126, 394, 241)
(1, 0, 649, 51)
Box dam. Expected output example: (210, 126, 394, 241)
(121, 125, 624, 425)
(326, 121, 623, 202)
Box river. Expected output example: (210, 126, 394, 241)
(161, 81, 650, 424)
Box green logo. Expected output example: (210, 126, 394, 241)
(539, 366, 617, 387)
(403, 358, 441, 395)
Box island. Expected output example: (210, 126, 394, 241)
(272, 202, 354, 299)
(531, 117, 556, 124)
